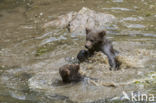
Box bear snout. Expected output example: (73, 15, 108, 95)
(85, 45, 89, 49)
(85, 41, 92, 49)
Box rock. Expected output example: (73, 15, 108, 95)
(43, 7, 116, 35)
(43, 11, 77, 29)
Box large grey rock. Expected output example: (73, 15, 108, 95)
(43, 7, 116, 35)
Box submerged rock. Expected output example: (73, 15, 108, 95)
(43, 7, 116, 35)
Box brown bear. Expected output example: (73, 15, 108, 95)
(77, 28, 120, 70)
(59, 64, 117, 87)
(59, 64, 83, 83)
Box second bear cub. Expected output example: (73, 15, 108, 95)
(59, 64, 83, 83)
(78, 28, 120, 70)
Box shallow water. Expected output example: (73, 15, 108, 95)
(0, 0, 156, 103)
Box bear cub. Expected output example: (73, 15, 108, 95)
(59, 64, 83, 83)
(77, 28, 120, 70)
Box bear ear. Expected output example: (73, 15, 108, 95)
(86, 28, 91, 34)
(98, 30, 106, 38)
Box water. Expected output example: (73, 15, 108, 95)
(0, 0, 156, 103)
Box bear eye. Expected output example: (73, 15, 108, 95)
(90, 39, 94, 42)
